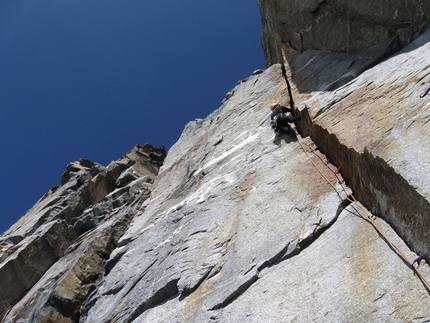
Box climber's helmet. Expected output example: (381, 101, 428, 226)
(270, 103, 279, 111)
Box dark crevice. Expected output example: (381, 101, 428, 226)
(257, 242, 292, 272)
(296, 198, 351, 255)
(420, 86, 430, 98)
(263, 198, 351, 271)
(293, 69, 430, 264)
(48, 294, 80, 322)
(125, 279, 179, 323)
(310, 0, 327, 14)
(104, 248, 128, 276)
(209, 275, 258, 311)
(281, 63, 295, 110)
(113, 259, 159, 298)
(179, 266, 215, 300)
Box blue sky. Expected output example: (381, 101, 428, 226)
(0, 1, 264, 234)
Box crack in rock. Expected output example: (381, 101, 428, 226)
(208, 196, 351, 311)
(124, 279, 180, 323)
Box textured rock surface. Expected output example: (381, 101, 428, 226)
(78, 65, 349, 323)
(218, 204, 429, 323)
(2, 58, 429, 321)
(293, 29, 430, 261)
(260, 0, 430, 66)
(1, 2, 430, 322)
(0, 144, 165, 321)
(77, 64, 428, 323)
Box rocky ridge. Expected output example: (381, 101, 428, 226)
(1, 2, 430, 322)
(0, 144, 166, 322)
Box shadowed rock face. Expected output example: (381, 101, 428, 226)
(260, 0, 430, 264)
(289, 29, 430, 262)
(2, 3, 430, 323)
(260, 0, 430, 66)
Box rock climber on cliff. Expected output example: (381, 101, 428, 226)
(270, 103, 300, 135)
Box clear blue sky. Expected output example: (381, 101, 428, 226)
(0, 1, 264, 234)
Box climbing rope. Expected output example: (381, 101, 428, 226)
(292, 126, 430, 292)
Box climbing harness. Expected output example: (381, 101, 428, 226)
(292, 125, 430, 292)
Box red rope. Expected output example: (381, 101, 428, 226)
(293, 127, 430, 291)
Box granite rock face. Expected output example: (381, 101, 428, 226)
(1, 59, 429, 321)
(0, 144, 166, 322)
(260, 0, 430, 66)
(1, 2, 430, 322)
(291, 29, 430, 263)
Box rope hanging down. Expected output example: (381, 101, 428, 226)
(292, 126, 430, 292)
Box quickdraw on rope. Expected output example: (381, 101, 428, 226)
(292, 126, 430, 292)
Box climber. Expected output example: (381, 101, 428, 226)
(270, 103, 300, 135)
(412, 253, 424, 268)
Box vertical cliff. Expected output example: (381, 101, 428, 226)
(259, 0, 430, 66)
(1, 1, 430, 322)
(259, 0, 430, 263)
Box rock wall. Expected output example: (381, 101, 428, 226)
(1, 60, 429, 321)
(275, 29, 430, 261)
(260, 0, 430, 66)
(0, 144, 165, 322)
(1, 2, 430, 322)
(260, 0, 430, 264)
